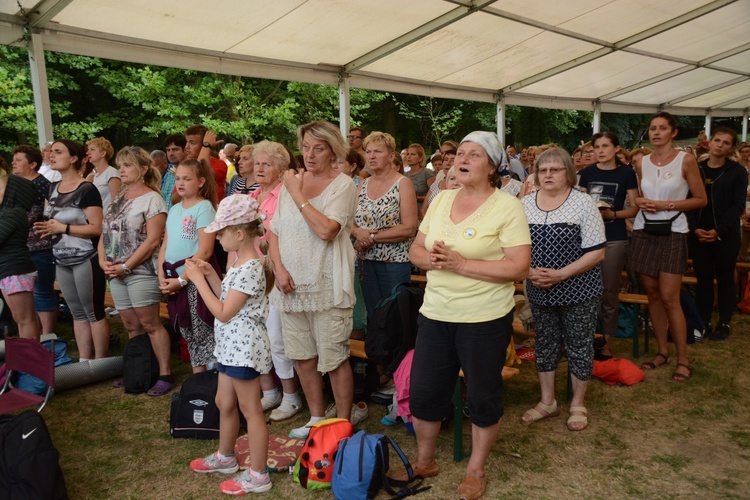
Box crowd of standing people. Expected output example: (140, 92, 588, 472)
(1, 111, 749, 498)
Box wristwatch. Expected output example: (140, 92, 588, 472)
(370, 233, 376, 243)
(203, 141, 211, 148)
(177, 277, 188, 287)
(121, 263, 132, 275)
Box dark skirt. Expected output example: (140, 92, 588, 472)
(630, 230, 687, 277)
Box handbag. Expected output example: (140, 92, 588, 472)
(642, 212, 680, 235)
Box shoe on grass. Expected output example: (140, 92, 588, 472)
(289, 425, 311, 439)
(260, 393, 281, 412)
(351, 402, 369, 426)
(219, 469, 272, 495)
(147, 379, 175, 397)
(269, 400, 303, 422)
(322, 402, 368, 425)
(709, 323, 730, 341)
(324, 403, 337, 419)
(190, 452, 239, 475)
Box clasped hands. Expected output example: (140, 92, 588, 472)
(32, 218, 66, 238)
(528, 267, 563, 289)
(428, 240, 466, 272)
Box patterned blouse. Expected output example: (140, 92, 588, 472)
(522, 188, 605, 307)
(354, 176, 412, 263)
(214, 258, 272, 371)
(102, 190, 167, 275)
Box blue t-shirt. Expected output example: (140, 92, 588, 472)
(578, 164, 638, 241)
(164, 200, 216, 275)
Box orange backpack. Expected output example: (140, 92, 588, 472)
(293, 418, 353, 490)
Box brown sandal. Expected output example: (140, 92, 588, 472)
(641, 352, 670, 370)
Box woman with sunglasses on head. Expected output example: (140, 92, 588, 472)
(99, 147, 171, 395)
(578, 132, 639, 359)
(631, 112, 706, 381)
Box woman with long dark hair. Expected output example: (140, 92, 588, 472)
(687, 127, 746, 341)
(631, 112, 707, 381)
(578, 132, 639, 358)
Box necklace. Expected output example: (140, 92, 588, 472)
(372, 171, 392, 192)
(651, 150, 676, 166)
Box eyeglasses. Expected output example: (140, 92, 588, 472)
(538, 167, 566, 175)
(347, 135, 363, 140)
(583, 151, 596, 156)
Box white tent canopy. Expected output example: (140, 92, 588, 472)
(1, 0, 749, 145)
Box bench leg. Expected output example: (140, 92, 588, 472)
(644, 307, 650, 354)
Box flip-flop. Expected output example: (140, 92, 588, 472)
(147, 379, 175, 397)
(672, 363, 693, 382)
(641, 352, 670, 370)
(567, 406, 588, 431)
(522, 400, 560, 424)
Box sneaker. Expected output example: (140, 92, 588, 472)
(381, 401, 398, 426)
(269, 400, 303, 422)
(371, 384, 397, 405)
(219, 469, 272, 495)
(324, 403, 337, 419)
(350, 402, 369, 426)
(710, 323, 731, 341)
(289, 425, 311, 439)
(190, 452, 239, 475)
(261, 393, 282, 412)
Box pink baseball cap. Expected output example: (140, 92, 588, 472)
(204, 194, 261, 233)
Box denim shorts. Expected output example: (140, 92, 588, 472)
(217, 363, 261, 381)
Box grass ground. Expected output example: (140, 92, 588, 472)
(38, 312, 750, 499)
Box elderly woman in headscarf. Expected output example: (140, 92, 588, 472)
(396, 132, 531, 500)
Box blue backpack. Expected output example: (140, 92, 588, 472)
(331, 430, 429, 500)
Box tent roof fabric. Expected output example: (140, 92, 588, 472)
(1, 0, 748, 117)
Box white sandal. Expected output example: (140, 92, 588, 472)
(567, 406, 588, 431)
(522, 400, 560, 424)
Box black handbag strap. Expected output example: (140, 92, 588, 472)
(642, 212, 681, 223)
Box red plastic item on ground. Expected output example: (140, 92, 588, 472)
(593, 358, 646, 386)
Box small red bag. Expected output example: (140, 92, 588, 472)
(593, 358, 646, 386)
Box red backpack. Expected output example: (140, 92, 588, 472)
(293, 418, 353, 490)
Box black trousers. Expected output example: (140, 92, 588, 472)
(688, 234, 740, 325)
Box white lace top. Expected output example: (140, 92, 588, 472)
(270, 173, 357, 312)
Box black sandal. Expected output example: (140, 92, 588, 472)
(641, 352, 670, 370)
(672, 363, 693, 382)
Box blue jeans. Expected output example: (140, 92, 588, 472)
(358, 260, 412, 319)
(31, 250, 57, 312)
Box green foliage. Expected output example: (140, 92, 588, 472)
(4, 43, 712, 158)
(510, 106, 594, 151)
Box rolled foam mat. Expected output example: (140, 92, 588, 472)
(54, 357, 123, 393)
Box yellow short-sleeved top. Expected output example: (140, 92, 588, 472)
(419, 188, 531, 323)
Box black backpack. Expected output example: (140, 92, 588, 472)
(170, 370, 221, 439)
(123, 334, 160, 394)
(0, 410, 68, 499)
(365, 283, 424, 377)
